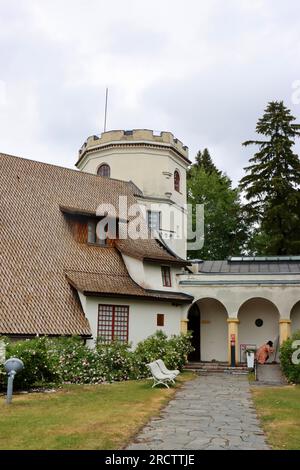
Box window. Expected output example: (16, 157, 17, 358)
(97, 164, 111, 178)
(98, 305, 129, 343)
(87, 219, 107, 245)
(157, 314, 164, 327)
(174, 170, 180, 192)
(161, 266, 172, 287)
(147, 211, 161, 232)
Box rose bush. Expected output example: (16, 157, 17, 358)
(0, 331, 193, 390)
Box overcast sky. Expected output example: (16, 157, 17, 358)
(0, 0, 300, 184)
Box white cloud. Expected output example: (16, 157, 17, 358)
(0, 0, 299, 182)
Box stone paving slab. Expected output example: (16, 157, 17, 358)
(255, 364, 287, 386)
(127, 374, 269, 450)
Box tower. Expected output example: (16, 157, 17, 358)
(76, 129, 190, 258)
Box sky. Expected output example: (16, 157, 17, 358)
(0, 0, 300, 184)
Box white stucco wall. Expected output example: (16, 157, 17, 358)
(79, 147, 187, 206)
(238, 298, 280, 361)
(291, 302, 300, 333)
(197, 299, 228, 362)
(179, 274, 300, 318)
(78, 293, 183, 348)
(122, 254, 184, 292)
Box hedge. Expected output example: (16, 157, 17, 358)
(0, 331, 194, 390)
(280, 330, 300, 384)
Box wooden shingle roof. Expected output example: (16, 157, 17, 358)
(0, 153, 190, 336)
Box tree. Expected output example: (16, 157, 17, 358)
(194, 148, 221, 175)
(187, 150, 247, 260)
(240, 101, 300, 255)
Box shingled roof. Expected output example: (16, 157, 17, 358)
(0, 153, 190, 336)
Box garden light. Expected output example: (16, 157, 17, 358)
(4, 358, 24, 404)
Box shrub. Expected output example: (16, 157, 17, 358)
(0, 337, 59, 390)
(96, 341, 137, 381)
(280, 330, 300, 383)
(134, 330, 194, 377)
(0, 331, 194, 389)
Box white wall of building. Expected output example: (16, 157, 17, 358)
(238, 298, 280, 361)
(179, 275, 300, 319)
(197, 299, 228, 362)
(122, 254, 185, 292)
(78, 292, 183, 348)
(291, 301, 300, 333)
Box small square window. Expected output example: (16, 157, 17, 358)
(147, 211, 161, 232)
(161, 266, 171, 287)
(157, 314, 164, 327)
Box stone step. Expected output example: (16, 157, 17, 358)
(184, 362, 249, 373)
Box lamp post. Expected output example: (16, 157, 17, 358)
(4, 358, 24, 404)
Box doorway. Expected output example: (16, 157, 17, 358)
(187, 303, 201, 361)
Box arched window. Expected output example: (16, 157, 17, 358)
(97, 164, 111, 178)
(174, 170, 180, 192)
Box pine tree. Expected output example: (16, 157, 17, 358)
(240, 101, 300, 255)
(188, 152, 247, 260)
(194, 148, 221, 175)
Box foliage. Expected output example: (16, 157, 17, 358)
(0, 337, 59, 390)
(195, 148, 221, 175)
(240, 101, 300, 255)
(134, 330, 194, 377)
(187, 150, 248, 259)
(0, 332, 193, 390)
(279, 330, 300, 384)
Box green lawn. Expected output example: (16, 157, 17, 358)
(0, 373, 194, 450)
(252, 385, 300, 450)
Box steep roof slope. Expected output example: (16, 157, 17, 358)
(0, 153, 190, 336)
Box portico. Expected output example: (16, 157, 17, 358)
(180, 257, 300, 364)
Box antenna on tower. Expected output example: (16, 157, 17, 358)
(103, 87, 108, 132)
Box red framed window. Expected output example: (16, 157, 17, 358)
(97, 304, 129, 343)
(157, 314, 165, 327)
(97, 164, 111, 178)
(174, 170, 180, 192)
(161, 266, 172, 287)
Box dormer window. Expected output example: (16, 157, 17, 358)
(87, 219, 107, 246)
(97, 164, 110, 178)
(174, 170, 180, 192)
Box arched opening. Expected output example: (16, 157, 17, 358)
(174, 170, 180, 192)
(291, 301, 300, 334)
(187, 303, 201, 361)
(97, 163, 111, 178)
(238, 298, 280, 363)
(188, 298, 228, 362)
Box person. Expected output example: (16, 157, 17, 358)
(256, 341, 274, 364)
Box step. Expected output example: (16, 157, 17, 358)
(184, 363, 249, 374)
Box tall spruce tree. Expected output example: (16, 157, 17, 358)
(195, 148, 221, 175)
(188, 150, 247, 260)
(240, 101, 300, 255)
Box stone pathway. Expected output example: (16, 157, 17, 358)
(127, 374, 269, 450)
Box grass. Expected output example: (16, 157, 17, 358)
(252, 385, 300, 450)
(0, 372, 195, 450)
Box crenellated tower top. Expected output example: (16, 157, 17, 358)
(76, 129, 189, 167)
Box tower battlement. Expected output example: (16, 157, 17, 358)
(77, 129, 189, 165)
